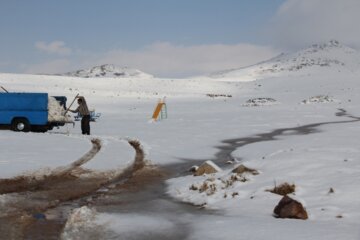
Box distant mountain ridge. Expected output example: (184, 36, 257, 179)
(211, 40, 360, 81)
(62, 64, 153, 78)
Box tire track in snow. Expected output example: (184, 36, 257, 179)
(0, 138, 102, 194)
(0, 137, 149, 239)
(51, 138, 102, 176)
(0, 138, 147, 214)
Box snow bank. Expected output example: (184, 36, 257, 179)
(62, 207, 177, 239)
(167, 164, 259, 208)
(61, 206, 99, 240)
(95, 213, 176, 238)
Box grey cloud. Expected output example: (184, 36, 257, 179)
(268, 0, 360, 50)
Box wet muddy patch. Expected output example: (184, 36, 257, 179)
(0, 139, 102, 195)
(0, 138, 150, 239)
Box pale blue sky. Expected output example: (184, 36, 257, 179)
(0, 0, 358, 77)
(0, 0, 284, 49)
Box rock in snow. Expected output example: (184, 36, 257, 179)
(61, 206, 99, 239)
(194, 160, 222, 176)
(243, 98, 278, 107)
(273, 195, 308, 220)
(232, 164, 259, 175)
(301, 95, 336, 104)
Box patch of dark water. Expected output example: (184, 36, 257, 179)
(60, 164, 204, 240)
(184, 108, 360, 167)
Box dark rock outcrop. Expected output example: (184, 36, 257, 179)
(273, 195, 308, 220)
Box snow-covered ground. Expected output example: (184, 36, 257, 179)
(1, 41, 360, 239)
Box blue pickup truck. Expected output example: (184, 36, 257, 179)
(0, 92, 70, 132)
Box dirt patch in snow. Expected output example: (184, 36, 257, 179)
(0, 138, 102, 195)
(301, 95, 337, 104)
(243, 97, 278, 107)
(0, 138, 148, 239)
(267, 182, 296, 196)
(109, 164, 168, 193)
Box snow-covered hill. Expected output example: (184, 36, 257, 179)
(210, 40, 360, 81)
(62, 64, 154, 79)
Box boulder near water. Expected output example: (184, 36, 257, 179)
(273, 195, 308, 220)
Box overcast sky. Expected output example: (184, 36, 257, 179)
(0, 0, 359, 77)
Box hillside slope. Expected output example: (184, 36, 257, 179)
(62, 64, 154, 79)
(210, 40, 360, 81)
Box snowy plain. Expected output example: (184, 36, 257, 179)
(1, 42, 360, 239)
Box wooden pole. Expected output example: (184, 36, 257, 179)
(64, 93, 79, 115)
(1, 86, 8, 93)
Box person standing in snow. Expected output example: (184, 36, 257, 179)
(68, 96, 91, 135)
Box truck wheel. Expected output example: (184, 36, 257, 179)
(12, 118, 31, 132)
